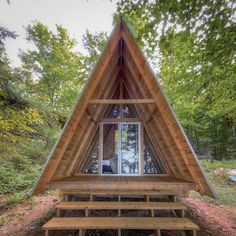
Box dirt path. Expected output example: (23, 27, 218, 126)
(0, 195, 59, 236)
(183, 198, 236, 236)
(0, 195, 235, 236)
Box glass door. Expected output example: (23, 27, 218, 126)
(121, 124, 139, 174)
(102, 123, 119, 174)
(102, 123, 140, 175)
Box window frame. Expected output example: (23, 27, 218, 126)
(100, 122, 141, 176)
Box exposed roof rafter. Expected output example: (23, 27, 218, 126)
(32, 21, 217, 199)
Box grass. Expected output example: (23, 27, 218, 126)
(4, 190, 33, 206)
(0, 134, 58, 206)
(190, 159, 236, 206)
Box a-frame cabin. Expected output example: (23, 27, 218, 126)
(33, 21, 216, 236)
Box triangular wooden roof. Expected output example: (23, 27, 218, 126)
(32, 21, 216, 198)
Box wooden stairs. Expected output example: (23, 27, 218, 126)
(43, 190, 199, 236)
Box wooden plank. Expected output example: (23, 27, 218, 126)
(63, 60, 122, 177)
(42, 217, 199, 230)
(118, 194, 121, 216)
(53, 116, 95, 179)
(122, 72, 176, 176)
(56, 209, 60, 217)
(50, 176, 196, 197)
(65, 78, 120, 176)
(140, 122, 144, 175)
(55, 176, 192, 183)
(145, 195, 155, 217)
(89, 99, 155, 104)
(123, 50, 185, 179)
(122, 87, 171, 176)
(124, 42, 198, 181)
(32, 23, 122, 195)
(98, 122, 103, 175)
(75, 128, 99, 174)
(156, 229, 161, 236)
(99, 118, 141, 123)
(68, 67, 122, 176)
(55, 201, 186, 210)
(74, 74, 121, 175)
(60, 189, 177, 197)
(121, 21, 216, 198)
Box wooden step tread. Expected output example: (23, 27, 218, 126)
(56, 201, 186, 210)
(43, 217, 199, 230)
(60, 189, 176, 196)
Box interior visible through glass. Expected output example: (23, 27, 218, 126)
(102, 124, 119, 174)
(102, 123, 140, 175)
(121, 124, 139, 174)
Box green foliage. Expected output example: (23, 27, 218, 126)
(0, 50, 27, 107)
(0, 21, 108, 206)
(82, 30, 108, 76)
(0, 107, 42, 141)
(114, 2, 158, 59)
(4, 191, 30, 206)
(0, 119, 60, 205)
(0, 48, 60, 204)
(115, 0, 236, 159)
(201, 159, 236, 171)
(19, 22, 108, 118)
(20, 22, 84, 115)
(190, 160, 236, 206)
(0, 26, 17, 49)
(0, 146, 42, 194)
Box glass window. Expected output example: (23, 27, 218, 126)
(121, 124, 139, 174)
(80, 130, 99, 174)
(102, 123, 140, 175)
(144, 131, 166, 174)
(103, 104, 139, 118)
(102, 124, 119, 174)
(81, 143, 99, 174)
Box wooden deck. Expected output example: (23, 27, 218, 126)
(43, 179, 199, 236)
(49, 176, 196, 197)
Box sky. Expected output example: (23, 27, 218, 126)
(0, 0, 117, 67)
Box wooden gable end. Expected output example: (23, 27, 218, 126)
(32, 21, 216, 198)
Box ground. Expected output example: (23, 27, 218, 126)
(0, 160, 236, 236)
(0, 194, 235, 236)
(0, 195, 58, 236)
(183, 198, 236, 236)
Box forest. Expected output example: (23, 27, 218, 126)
(0, 0, 235, 205)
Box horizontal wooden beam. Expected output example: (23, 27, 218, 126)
(89, 99, 155, 104)
(43, 217, 199, 231)
(99, 118, 141, 123)
(55, 201, 186, 210)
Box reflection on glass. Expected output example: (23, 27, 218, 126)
(104, 105, 120, 118)
(144, 149, 159, 174)
(102, 124, 118, 174)
(122, 105, 138, 118)
(143, 132, 166, 174)
(121, 124, 139, 174)
(81, 143, 99, 174)
(104, 105, 139, 118)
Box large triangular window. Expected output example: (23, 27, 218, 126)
(77, 129, 99, 174)
(144, 131, 166, 174)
